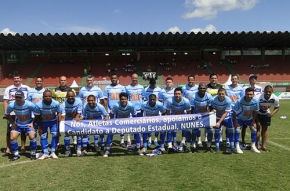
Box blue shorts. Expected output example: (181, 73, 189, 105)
(237, 119, 253, 128)
(11, 125, 35, 135)
(217, 117, 233, 129)
(41, 121, 58, 134)
(258, 114, 271, 126)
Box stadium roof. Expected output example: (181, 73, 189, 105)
(1, 31, 290, 50)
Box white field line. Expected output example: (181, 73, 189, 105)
(0, 160, 35, 169)
(267, 140, 290, 151)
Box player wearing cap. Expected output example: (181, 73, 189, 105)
(5, 90, 37, 161)
(3, 73, 31, 156)
(232, 88, 260, 154)
(241, 74, 263, 150)
(34, 90, 63, 159)
(144, 78, 162, 147)
(61, 90, 82, 157)
(256, 85, 279, 152)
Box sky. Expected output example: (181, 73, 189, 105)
(1, 0, 290, 35)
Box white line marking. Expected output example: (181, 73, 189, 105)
(269, 138, 290, 140)
(267, 140, 290, 151)
(0, 160, 35, 169)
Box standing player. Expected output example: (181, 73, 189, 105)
(3, 73, 30, 156)
(82, 95, 109, 156)
(158, 77, 177, 145)
(126, 73, 145, 147)
(241, 74, 263, 149)
(207, 73, 223, 96)
(190, 83, 213, 152)
(103, 74, 127, 147)
(28, 77, 47, 104)
(257, 85, 279, 152)
(35, 90, 63, 159)
(181, 74, 198, 147)
(144, 78, 162, 147)
(211, 88, 234, 153)
(104, 92, 141, 157)
(62, 91, 82, 157)
(232, 88, 260, 154)
(141, 94, 166, 152)
(79, 75, 104, 151)
(5, 91, 37, 161)
(166, 87, 191, 152)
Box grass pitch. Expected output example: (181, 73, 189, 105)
(0, 101, 289, 191)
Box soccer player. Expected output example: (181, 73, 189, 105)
(166, 87, 191, 152)
(62, 90, 82, 157)
(211, 88, 234, 153)
(82, 95, 109, 156)
(225, 74, 244, 146)
(190, 83, 213, 152)
(241, 74, 263, 149)
(144, 78, 162, 147)
(5, 90, 37, 161)
(103, 74, 126, 147)
(141, 94, 166, 152)
(79, 75, 104, 151)
(51, 76, 76, 150)
(27, 77, 47, 104)
(232, 88, 260, 154)
(35, 90, 63, 159)
(104, 92, 141, 157)
(126, 73, 145, 147)
(3, 73, 30, 156)
(256, 85, 279, 152)
(181, 74, 198, 147)
(158, 77, 177, 145)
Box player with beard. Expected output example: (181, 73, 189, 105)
(5, 91, 37, 161)
(82, 95, 109, 156)
(35, 90, 63, 159)
(62, 91, 82, 157)
(256, 85, 279, 152)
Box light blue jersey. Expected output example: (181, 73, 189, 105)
(63, 98, 83, 120)
(211, 96, 232, 119)
(233, 97, 259, 121)
(111, 101, 136, 118)
(182, 84, 198, 100)
(82, 103, 107, 119)
(6, 100, 36, 126)
(166, 97, 191, 115)
(190, 92, 213, 113)
(35, 99, 62, 122)
(141, 101, 165, 116)
(144, 86, 162, 101)
(225, 85, 244, 106)
(27, 87, 46, 104)
(125, 84, 145, 111)
(158, 88, 175, 107)
(104, 84, 126, 110)
(79, 86, 103, 105)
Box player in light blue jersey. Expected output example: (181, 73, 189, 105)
(79, 75, 104, 151)
(35, 90, 63, 159)
(104, 92, 140, 157)
(181, 75, 198, 147)
(126, 73, 145, 147)
(3, 73, 31, 156)
(159, 77, 177, 145)
(190, 83, 213, 152)
(241, 74, 263, 150)
(144, 78, 162, 147)
(141, 94, 166, 152)
(61, 91, 82, 157)
(182, 75, 198, 100)
(232, 88, 260, 154)
(79, 75, 104, 105)
(211, 88, 234, 154)
(166, 87, 191, 152)
(5, 90, 37, 161)
(27, 77, 47, 104)
(82, 95, 109, 156)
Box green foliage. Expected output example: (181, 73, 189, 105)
(0, 101, 289, 191)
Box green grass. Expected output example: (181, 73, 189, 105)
(0, 101, 290, 191)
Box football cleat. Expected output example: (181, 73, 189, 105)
(38, 154, 49, 160)
(10, 155, 20, 161)
(64, 150, 71, 157)
(50, 152, 58, 159)
(103, 150, 110, 157)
